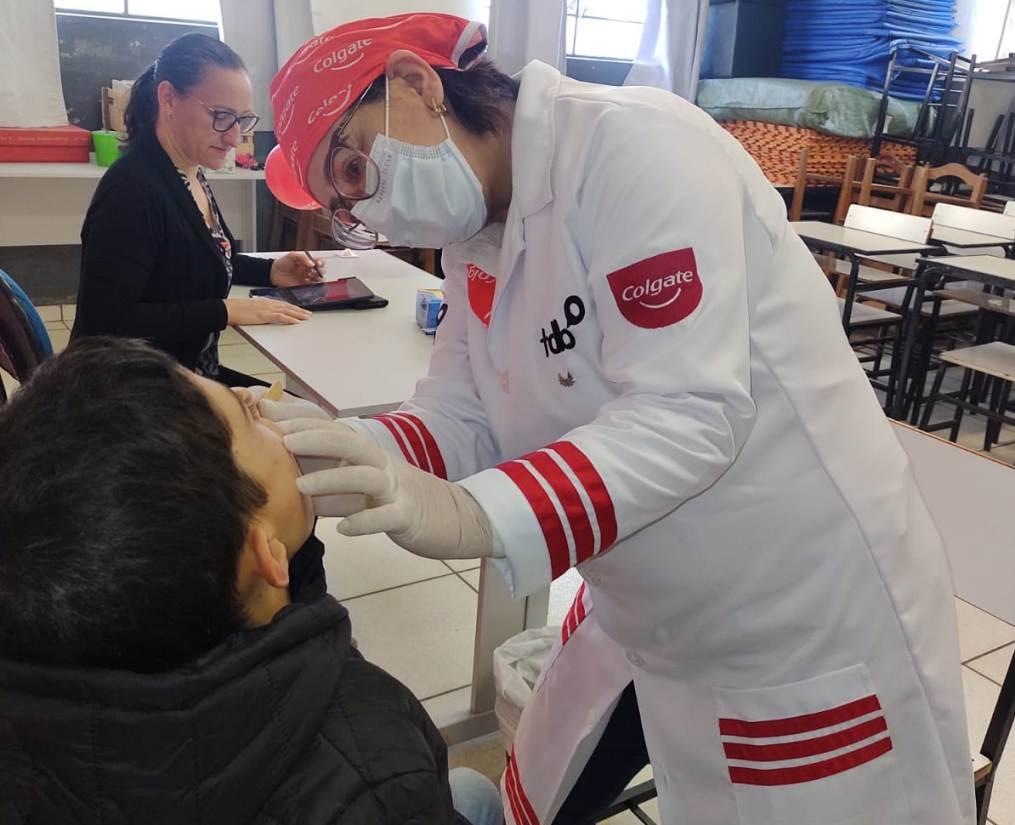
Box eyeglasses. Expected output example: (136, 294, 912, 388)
(324, 89, 380, 250)
(193, 97, 260, 134)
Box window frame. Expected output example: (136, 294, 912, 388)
(565, 0, 646, 62)
(54, 0, 217, 26)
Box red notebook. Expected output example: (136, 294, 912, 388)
(0, 125, 92, 163)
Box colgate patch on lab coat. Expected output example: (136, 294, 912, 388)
(467, 263, 496, 327)
(607, 248, 703, 329)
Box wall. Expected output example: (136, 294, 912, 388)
(56, 13, 217, 131)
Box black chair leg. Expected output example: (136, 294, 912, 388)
(921, 361, 950, 430)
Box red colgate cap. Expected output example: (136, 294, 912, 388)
(269, 13, 488, 204)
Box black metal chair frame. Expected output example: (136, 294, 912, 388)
(872, 47, 977, 167)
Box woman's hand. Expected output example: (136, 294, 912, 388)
(225, 297, 311, 326)
(270, 252, 326, 287)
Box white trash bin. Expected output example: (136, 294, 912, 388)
(492, 627, 558, 750)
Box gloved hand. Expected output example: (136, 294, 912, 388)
(283, 421, 498, 561)
(254, 390, 334, 425)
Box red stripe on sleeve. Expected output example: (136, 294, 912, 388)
(392, 412, 448, 480)
(526, 451, 595, 565)
(384, 414, 431, 474)
(498, 461, 571, 579)
(547, 442, 618, 553)
(719, 695, 883, 738)
(371, 416, 415, 466)
(728, 736, 892, 786)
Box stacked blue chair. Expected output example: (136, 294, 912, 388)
(782, 0, 962, 98)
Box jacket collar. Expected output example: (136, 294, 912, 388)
(134, 134, 233, 278)
(509, 60, 562, 221)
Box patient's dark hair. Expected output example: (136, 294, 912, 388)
(0, 338, 267, 673)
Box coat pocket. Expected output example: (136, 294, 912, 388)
(713, 664, 909, 825)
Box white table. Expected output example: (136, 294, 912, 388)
(234, 250, 542, 741)
(0, 161, 264, 251)
(232, 250, 438, 417)
(931, 225, 1015, 254)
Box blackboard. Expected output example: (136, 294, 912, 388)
(56, 13, 218, 131)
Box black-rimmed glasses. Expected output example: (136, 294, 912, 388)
(193, 97, 259, 134)
(324, 90, 381, 249)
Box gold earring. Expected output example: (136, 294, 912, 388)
(431, 98, 448, 115)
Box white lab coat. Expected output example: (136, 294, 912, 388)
(350, 61, 974, 825)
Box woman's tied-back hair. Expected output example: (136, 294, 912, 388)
(124, 32, 247, 144)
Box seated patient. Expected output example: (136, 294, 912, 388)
(0, 338, 500, 825)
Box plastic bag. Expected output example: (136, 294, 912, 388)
(493, 627, 558, 747)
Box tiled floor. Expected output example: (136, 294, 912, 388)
(5, 307, 1015, 823)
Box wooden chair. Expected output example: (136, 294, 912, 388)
(789, 148, 852, 222)
(910, 163, 989, 216)
(834, 156, 918, 224)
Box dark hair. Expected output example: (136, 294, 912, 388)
(0, 338, 267, 673)
(362, 60, 519, 135)
(124, 32, 247, 144)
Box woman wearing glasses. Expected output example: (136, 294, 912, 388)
(263, 14, 973, 825)
(73, 33, 320, 386)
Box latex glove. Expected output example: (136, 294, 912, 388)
(283, 422, 498, 561)
(255, 392, 334, 425)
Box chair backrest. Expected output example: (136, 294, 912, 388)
(845, 204, 932, 244)
(0, 270, 52, 361)
(0, 289, 40, 386)
(1004, 201, 1015, 218)
(834, 157, 917, 224)
(932, 203, 1015, 241)
(911, 163, 989, 215)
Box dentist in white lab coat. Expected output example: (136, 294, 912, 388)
(263, 13, 974, 825)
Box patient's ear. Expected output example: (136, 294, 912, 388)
(246, 524, 290, 589)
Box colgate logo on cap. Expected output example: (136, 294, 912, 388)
(466, 263, 496, 327)
(313, 39, 373, 73)
(607, 248, 703, 329)
(307, 84, 352, 125)
(276, 84, 300, 136)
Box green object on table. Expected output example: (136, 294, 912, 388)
(92, 130, 124, 167)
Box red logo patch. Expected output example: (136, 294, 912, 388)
(466, 263, 496, 327)
(607, 248, 703, 329)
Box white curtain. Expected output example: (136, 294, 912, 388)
(0, 0, 68, 127)
(487, 0, 567, 75)
(625, 0, 710, 101)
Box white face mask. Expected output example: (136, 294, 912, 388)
(352, 78, 487, 249)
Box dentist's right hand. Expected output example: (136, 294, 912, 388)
(281, 420, 497, 562)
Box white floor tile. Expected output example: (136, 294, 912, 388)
(219, 345, 277, 376)
(344, 575, 477, 700)
(43, 320, 65, 332)
(956, 597, 1015, 662)
(444, 559, 481, 572)
(318, 521, 455, 601)
(220, 326, 246, 345)
(36, 305, 61, 322)
(61, 304, 76, 322)
(421, 685, 472, 722)
(459, 569, 480, 592)
(964, 665, 999, 759)
(969, 644, 1015, 685)
(48, 329, 71, 354)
